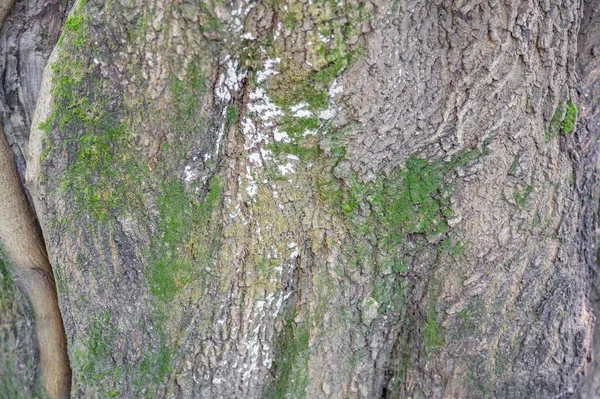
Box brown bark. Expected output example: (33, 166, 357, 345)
(0, 110, 70, 399)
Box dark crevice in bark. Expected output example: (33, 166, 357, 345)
(0, 0, 68, 186)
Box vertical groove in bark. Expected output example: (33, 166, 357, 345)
(0, 124, 71, 398)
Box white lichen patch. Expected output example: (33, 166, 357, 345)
(184, 165, 198, 182)
(215, 58, 246, 102)
(288, 242, 299, 260)
(245, 166, 258, 198)
(256, 58, 281, 84)
(294, 109, 313, 118)
(290, 102, 313, 118)
(319, 32, 332, 43)
(329, 78, 343, 97)
(278, 162, 295, 176)
(237, 292, 291, 381)
(248, 87, 283, 124)
(231, 1, 255, 33)
(318, 108, 336, 120)
(274, 21, 283, 40)
(248, 151, 262, 165)
(228, 202, 242, 220)
(314, 78, 344, 123)
(260, 148, 273, 161)
(242, 87, 284, 152)
(273, 128, 290, 143)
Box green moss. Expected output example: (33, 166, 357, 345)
(133, 344, 173, 393)
(279, 116, 320, 137)
(267, 141, 322, 162)
(423, 303, 443, 353)
(437, 237, 465, 257)
(54, 266, 68, 295)
(270, 49, 356, 113)
(170, 60, 206, 132)
(562, 99, 578, 134)
(336, 155, 454, 243)
(282, 9, 299, 30)
(330, 146, 488, 241)
(64, 13, 82, 32)
(546, 99, 578, 141)
(198, 3, 223, 33)
(266, 314, 310, 399)
(0, 253, 15, 310)
(494, 352, 506, 376)
(59, 0, 86, 47)
(317, 146, 486, 330)
(146, 176, 222, 303)
(508, 157, 519, 176)
(226, 104, 240, 128)
(42, 4, 143, 222)
(513, 184, 534, 209)
(387, 157, 451, 236)
(455, 299, 485, 336)
(546, 104, 564, 141)
(247, 4, 365, 167)
(61, 119, 139, 221)
(73, 312, 120, 389)
(423, 281, 444, 355)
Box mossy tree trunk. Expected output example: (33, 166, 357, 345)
(2, 0, 600, 398)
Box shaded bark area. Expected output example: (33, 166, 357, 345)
(0, 256, 44, 398)
(0, 0, 65, 184)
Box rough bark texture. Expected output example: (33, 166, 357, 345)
(2, 0, 600, 398)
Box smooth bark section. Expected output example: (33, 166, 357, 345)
(0, 124, 71, 398)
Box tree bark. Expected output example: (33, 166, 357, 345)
(1, 0, 600, 398)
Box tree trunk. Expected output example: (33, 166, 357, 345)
(1, 0, 600, 398)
